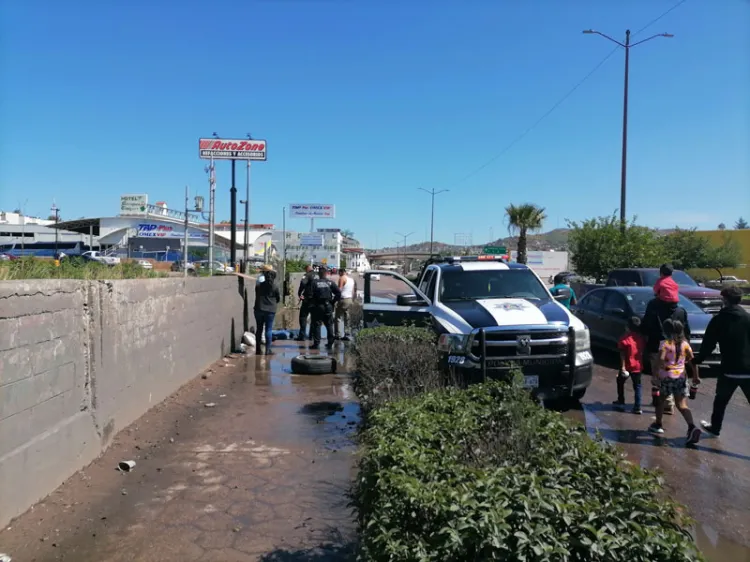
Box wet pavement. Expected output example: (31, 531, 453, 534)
(565, 350, 750, 561)
(2, 329, 749, 562)
(0, 342, 358, 562)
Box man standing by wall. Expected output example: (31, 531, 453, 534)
(296, 265, 316, 341)
(308, 268, 341, 350)
(694, 286, 750, 436)
(335, 268, 357, 341)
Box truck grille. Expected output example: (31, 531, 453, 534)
(470, 328, 569, 359)
(692, 298, 723, 313)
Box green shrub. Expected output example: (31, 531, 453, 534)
(352, 326, 446, 415)
(354, 380, 704, 562)
(0, 257, 165, 280)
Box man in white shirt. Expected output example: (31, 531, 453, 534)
(334, 269, 357, 341)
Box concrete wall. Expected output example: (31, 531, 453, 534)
(0, 276, 247, 527)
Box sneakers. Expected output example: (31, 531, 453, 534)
(632, 407, 643, 415)
(700, 421, 720, 436)
(612, 400, 625, 409)
(686, 426, 701, 446)
(648, 423, 665, 435)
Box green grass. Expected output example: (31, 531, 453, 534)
(0, 258, 166, 280)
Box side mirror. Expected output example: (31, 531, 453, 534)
(397, 293, 427, 307)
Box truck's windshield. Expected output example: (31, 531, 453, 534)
(641, 270, 698, 287)
(439, 269, 550, 302)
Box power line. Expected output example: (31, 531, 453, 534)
(450, 0, 689, 188)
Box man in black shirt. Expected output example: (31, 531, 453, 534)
(694, 286, 750, 436)
(296, 266, 316, 341)
(308, 268, 341, 349)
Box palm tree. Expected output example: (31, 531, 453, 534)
(505, 203, 547, 264)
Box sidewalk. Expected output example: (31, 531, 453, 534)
(0, 343, 358, 562)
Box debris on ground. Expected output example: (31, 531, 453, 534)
(0, 553, 11, 562)
(204, 403, 216, 408)
(242, 331, 256, 347)
(201, 370, 212, 379)
(117, 461, 136, 473)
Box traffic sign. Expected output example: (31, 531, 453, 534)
(483, 246, 507, 255)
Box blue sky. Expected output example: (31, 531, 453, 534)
(1, 0, 748, 248)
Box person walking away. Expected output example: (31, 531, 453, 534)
(647, 319, 702, 445)
(693, 286, 750, 436)
(613, 316, 646, 414)
(550, 273, 577, 309)
(296, 265, 316, 341)
(335, 269, 357, 341)
(641, 271, 688, 415)
(254, 266, 281, 355)
(309, 268, 341, 350)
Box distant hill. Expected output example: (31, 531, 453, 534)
(372, 228, 571, 254)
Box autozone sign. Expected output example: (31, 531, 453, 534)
(198, 138, 267, 161)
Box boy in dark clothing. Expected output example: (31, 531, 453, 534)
(694, 286, 750, 436)
(614, 316, 646, 414)
(641, 297, 691, 414)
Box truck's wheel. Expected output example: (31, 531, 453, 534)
(572, 388, 587, 401)
(290, 355, 337, 375)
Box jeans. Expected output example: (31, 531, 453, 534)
(334, 298, 353, 338)
(617, 372, 642, 408)
(254, 310, 275, 350)
(710, 375, 750, 434)
(298, 301, 311, 339)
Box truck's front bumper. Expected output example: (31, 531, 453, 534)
(446, 353, 594, 400)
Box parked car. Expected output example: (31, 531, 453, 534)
(713, 275, 748, 285)
(171, 260, 195, 273)
(0, 253, 18, 261)
(81, 251, 121, 266)
(362, 255, 593, 401)
(571, 286, 720, 368)
(196, 260, 231, 274)
(135, 259, 153, 270)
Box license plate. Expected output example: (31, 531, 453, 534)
(523, 375, 539, 389)
(486, 357, 564, 368)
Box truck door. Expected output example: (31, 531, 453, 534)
(363, 271, 431, 328)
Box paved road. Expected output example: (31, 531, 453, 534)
(564, 351, 750, 561)
(1, 334, 748, 561)
(0, 345, 358, 562)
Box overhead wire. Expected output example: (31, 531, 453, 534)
(449, 0, 689, 188)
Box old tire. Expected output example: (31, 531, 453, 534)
(291, 355, 337, 375)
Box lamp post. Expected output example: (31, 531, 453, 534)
(583, 28, 673, 231)
(395, 231, 413, 275)
(418, 188, 448, 255)
(50, 202, 60, 255)
(240, 199, 249, 266)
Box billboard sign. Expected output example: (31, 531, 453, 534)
(120, 194, 148, 216)
(199, 138, 267, 161)
(289, 203, 335, 219)
(136, 223, 208, 239)
(300, 234, 324, 247)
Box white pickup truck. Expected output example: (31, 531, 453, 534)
(81, 251, 121, 266)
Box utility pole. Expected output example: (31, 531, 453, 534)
(583, 28, 673, 231)
(205, 157, 216, 276)
(418, 188, 448, 255)
(240, 199, 249, 264)
(183, 187, 204, 277)
(282, 207, 287, 303)
(230, 160, 237, 269)
(395, 231, 413, 275)
(244, 162, 251, 268)
(51, 201, 60, 255)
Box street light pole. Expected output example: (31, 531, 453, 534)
(395, 231, 414, 275)
(50, 202, 60, 255)
(240, 199, 249, 265)
(583, 28, 673, 231)
(418, 188, 448, 255)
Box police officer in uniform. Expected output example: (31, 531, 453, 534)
(309, 268, 341, 349)
(296, 265, 316, 341)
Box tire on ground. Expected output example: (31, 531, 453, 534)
(291, 355, 338, 375)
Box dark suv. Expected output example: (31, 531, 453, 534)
(606, 268, 723, 313)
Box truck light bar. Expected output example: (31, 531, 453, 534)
(443, 255, 508, 264)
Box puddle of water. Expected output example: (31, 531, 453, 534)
(694, 524, 750, 562)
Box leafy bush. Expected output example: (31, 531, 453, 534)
(354, 380, 704, 562)
(352, 326, 447, 414)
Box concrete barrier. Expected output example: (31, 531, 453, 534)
(0, 276, 247, 527)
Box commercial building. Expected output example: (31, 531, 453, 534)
(272, 228, 365, 269)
